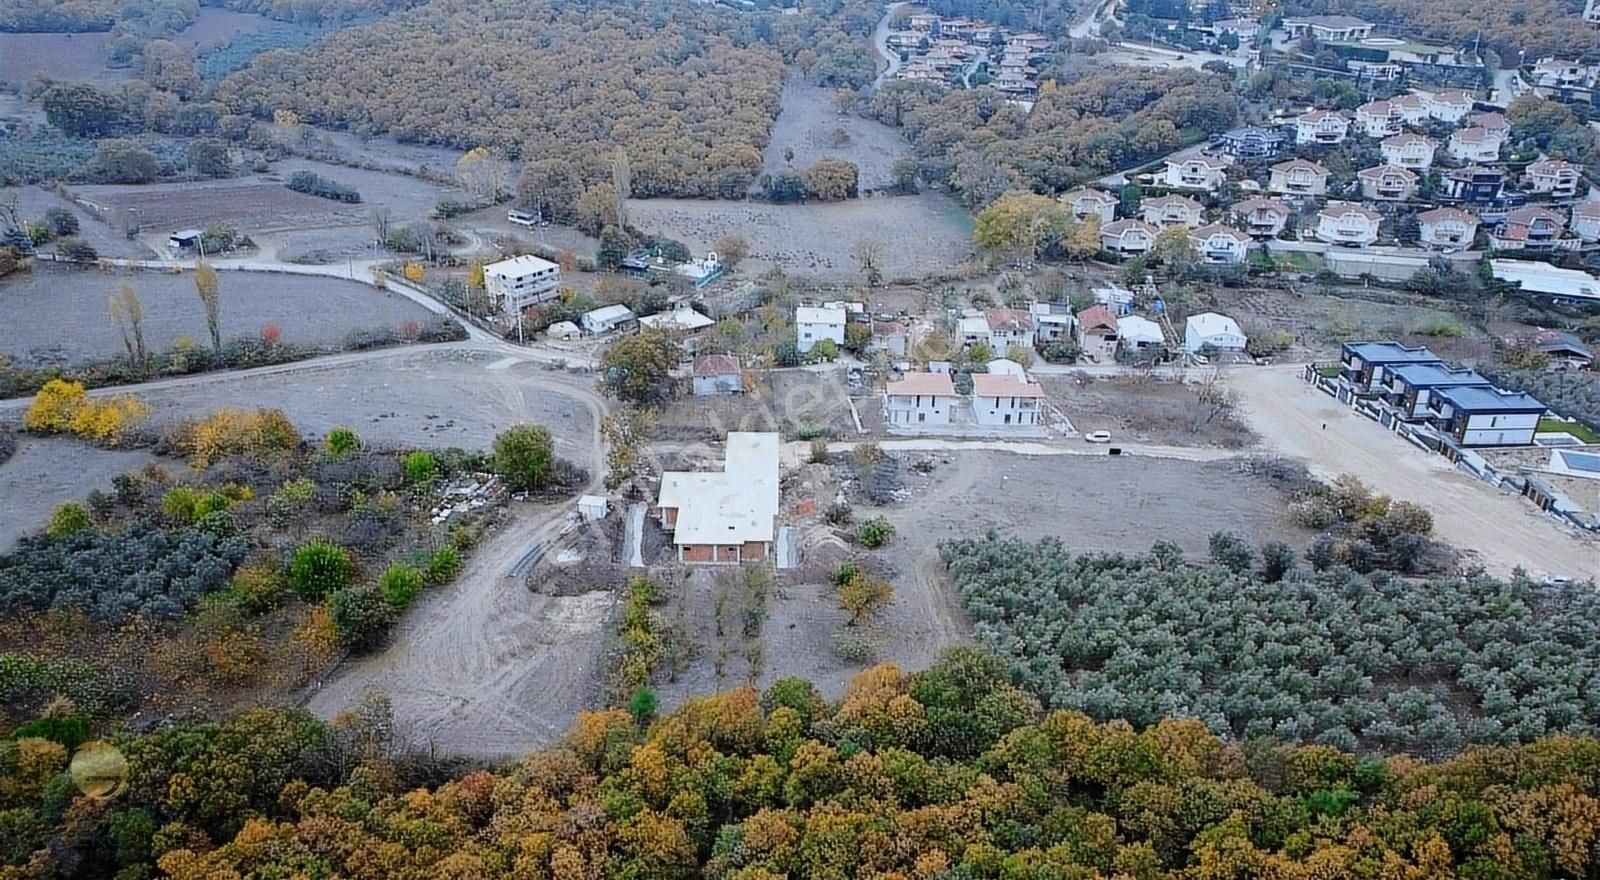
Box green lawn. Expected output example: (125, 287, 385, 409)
(1538, 418, 1600, 443)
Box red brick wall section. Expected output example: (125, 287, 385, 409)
(721, 545, 742, 562)
(741, 541, 767, 561)
(681, 544, 714, 563)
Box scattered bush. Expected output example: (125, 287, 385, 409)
(855, 517, 895, 549)
(287, 539, 353, 600)
(627, 686, 659, 725)
(329, 586, 397, 649)
(831, 630, 877, 662)
(491, 425, 554, 492)
(0, 425, 15, 466)
(177, 408, 299, 467)
(402, 450, 437, 483)
(44, 503, 91, 539)
(837, 571, 892, 625)
(22, 379, 149, 445)
(376, 563, 425, 609)
(422, 547, 461, 585)
(227, 563, 291, 613)
(323, 427, 361, 458)
(286, 170, 361, 202)
(617, 577, 662, 691)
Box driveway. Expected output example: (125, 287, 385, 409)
(1230, 366, 1600, 579)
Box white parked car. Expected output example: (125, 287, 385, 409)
(1084, 430, 1113, 443)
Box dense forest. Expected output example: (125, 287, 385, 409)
(0, 0, 416, 33)
(215, 0, 878, 218)
(3, 652, 1599, 877)
(865, 69, 1238, 208)
(944, 525, 1600, 757)
(925, 0, 1078, 35)
(1291, 0, 1598, 59)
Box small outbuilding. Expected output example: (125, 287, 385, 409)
(692, 354, 743, 396)
(1184, 312, 1248, 354)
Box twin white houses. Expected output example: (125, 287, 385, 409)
(883, 370, 1045, 428)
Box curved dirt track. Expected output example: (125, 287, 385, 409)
(305, 368, 612, 759)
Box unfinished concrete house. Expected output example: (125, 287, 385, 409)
(655, 432, 779, 564)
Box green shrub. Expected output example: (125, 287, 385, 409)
(856, 517, 895, 549)
(403, 450, 438, 483)
(627, 686, 659, 725)
(323, 427, 362, 458)
(492, 425, 555, 491)
(161, 487, 232, 525)
(423, 547, 462, 585)
(267, 477, 316, 525)
(377, 564, 425, 609)
(288, 540, 354, 600)
(329, 586, 397, 650)
(45, 503, 91, 539)
(228, 564, 290, 613)
(831, 630, 877, 663)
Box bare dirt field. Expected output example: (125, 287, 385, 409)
(0, 33, 127, 87)
(74, 179, 369, 238)
(0, 266, 434, 366)
(0, 436, 162, 551)
(1230, 366, 1600, 579)
(627, 194, 975, 283)
(1, 185, 151, 259)
(759, 75, 912, 192)
(133, 348, 602, 457)
(268, 158, 461, 222)
(1041, 372, 1255, 448)
(653, 367, 856, 440)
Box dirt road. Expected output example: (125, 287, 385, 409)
(303, 362, 611, 758)
(1230, 367, 1599, 579)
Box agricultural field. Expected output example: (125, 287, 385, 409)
(758, 75, 912, 192)
(0, 266, 435, 366)
(73, 179, 369, 239)
(132, 348, 601, 457)
(0, 436, 161, 552)
(172, 7, 275, 51)
(267, 158, 461, 222)
(0, 185, 151, 259)
(627, 193, 975, 283)
(0, 32, 126, 87)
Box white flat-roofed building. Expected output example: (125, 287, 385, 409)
(1573, 201, 1600, 242)
(484, 254, 562, 316)
(1525, 159, 1583, 199)
(655, 432, 780, 564)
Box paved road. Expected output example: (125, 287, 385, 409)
(871, 2, 911, 89)
(1068, 0, 1114, 39)
(1230, 367, 1600, 580)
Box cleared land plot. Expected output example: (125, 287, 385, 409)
(1041, 373, 1255, 447)
(1231, 365, 1600, 579)
(307, 505, 613, 758)
(173, 7, 273, 50)
(134, 349, 598, 457)
(0, 185, 150, 259)
(653, 368, 855, 440)
(0, 33, 127, 86)
(268, 158, 461, 222)
(1219, 287, 1502, 362)
(73, 179, 368, 237)
(650, 449, 1306, 704)
(0, 266, 434, 366)
(759, 75, 912, 192)
(0, 436, 160, 551)
(627, 194, 975, 283)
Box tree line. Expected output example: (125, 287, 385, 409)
(3, 650, 1599, 877)
(863, 68, 1239, 209)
